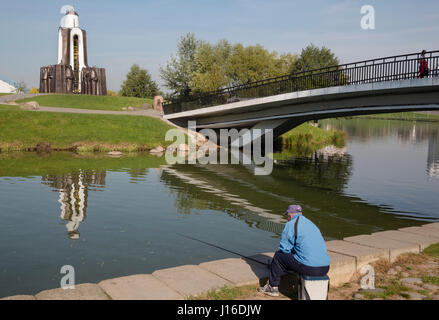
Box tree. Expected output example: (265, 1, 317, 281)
(188, 41, 298, 93)
(189, 40, 233, 93)
(289, 44, 345, 89)
(289, 44, 339, 74)
(225, 44, 293, 86)
(120, 64, 159, 98)
(14, 81, 28, 94)
(160, 33, 200, 98)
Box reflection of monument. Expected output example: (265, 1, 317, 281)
(427, 131, 439, 178)
(39, 6, 107, 95)
(42, 171, 106, 240)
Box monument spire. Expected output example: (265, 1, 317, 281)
(40, 5, 107, 95)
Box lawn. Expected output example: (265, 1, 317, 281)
(0, 107, 175, 152)
(0, 93, 12, 96)
(16, 94, 154, 111)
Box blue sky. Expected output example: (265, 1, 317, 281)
(1, 0, 438, 91)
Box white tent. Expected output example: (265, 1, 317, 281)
(0, 79, 16, 93)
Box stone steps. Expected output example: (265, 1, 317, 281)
(2, 223, 439, 300)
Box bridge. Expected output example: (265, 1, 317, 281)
(163, 50, 439, 141)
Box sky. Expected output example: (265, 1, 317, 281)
(1, 0, 438, 92)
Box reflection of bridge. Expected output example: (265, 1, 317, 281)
(164, 51, 439, 141)
(159, 157, 426, 239)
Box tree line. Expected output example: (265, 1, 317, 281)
(120, 33, 340, 99)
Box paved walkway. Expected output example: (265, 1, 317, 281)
(2, 222, 439, 300)
(0, 93, 39, 103)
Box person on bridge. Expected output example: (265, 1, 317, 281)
(418, 50, 429, 78)
(258, 204, 330, 297)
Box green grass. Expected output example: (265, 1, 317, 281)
(0, 108, 175, 152)
(187, 284, 261, 300)
(354, 112, 439, 122)
(16, 94, 153, 111)
(423, 243, 439, 257)
(0, 93, 12, 96)
(361, 280, 410, 300)
(274, 123, 346, 158)
(422, 276, 439, 286)
(280, 123, 346, 148)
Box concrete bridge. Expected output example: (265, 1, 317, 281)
(164, 51, 439, 141)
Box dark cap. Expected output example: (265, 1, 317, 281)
(285, 204, 302, 215)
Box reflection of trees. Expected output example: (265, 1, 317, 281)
(276, 153, 353, 192)
(159, 151, 423, 239)
(127, 168, 149, 184)
(321, 118, 439, 144)
(41, 170, 106, 240)
(159, 154, 355, 237)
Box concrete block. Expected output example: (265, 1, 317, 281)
(98, 274, 183, 300)
(199, 258, 269, 286)
(152, 265, 232, 298)
(1, 295, 35, 300)
(372, 230, 438, 251)
(35, 283, 110, 300)
(326, 240, 388, 268)
(398, 227, 439, 240)
(247, 252, 275, 266)
(327, 252, 356, 287)
(422, 222, 439, 230)
(343, 234, 420, 262)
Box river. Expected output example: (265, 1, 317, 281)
(0, 118, 438, 297)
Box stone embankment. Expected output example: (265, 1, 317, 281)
(2, 223, 439, 300)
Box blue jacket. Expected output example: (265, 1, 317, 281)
(279, 214, 330, 267)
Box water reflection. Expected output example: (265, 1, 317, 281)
(321, 118, 439, 179)
(41, 170, 106, 239)
(427, 131, 439, 178)
(159, 152, 422, 239)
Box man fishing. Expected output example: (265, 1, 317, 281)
(258, 204, 330, 297)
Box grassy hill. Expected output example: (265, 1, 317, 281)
(0, 106, 174, 152)
(16, 94, 153, 111)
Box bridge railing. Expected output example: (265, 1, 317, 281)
(163, 50, 439, 115)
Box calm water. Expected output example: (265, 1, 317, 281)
(0, 118, 438, 297)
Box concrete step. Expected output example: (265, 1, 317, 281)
(343, 234, 420, 262)
(326, 240, 388, 269)
(152, 264, 232, 298)
(98, 274, 183, 300)
(35, 283, 110, 300)
(371, 230, 438, 251)
(199, 258, 269, 286)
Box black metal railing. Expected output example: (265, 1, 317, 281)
(163, 50, 439, 115)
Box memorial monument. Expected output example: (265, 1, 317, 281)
(39, 6, 107, 95)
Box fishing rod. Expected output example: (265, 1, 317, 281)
(177, 233, 271, 268)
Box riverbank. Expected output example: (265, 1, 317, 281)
(0, 106, 174, 152)
(2, 222, 438, 300)
(353, 111, 439, 122)
(275, 123, 346, 158)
